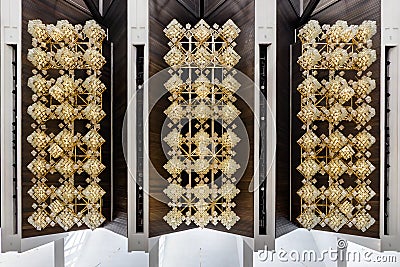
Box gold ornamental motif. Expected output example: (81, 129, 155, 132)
(296, 20, 377, 232)
(163, 19, 241, 230)
(27, 20, 107, 231)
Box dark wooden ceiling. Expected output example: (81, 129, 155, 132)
(177, 0, 228, 18)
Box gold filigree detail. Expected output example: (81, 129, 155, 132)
(163, 19, 241, 230)
(27, 19, 106, 231)
(296, 20, 377, 232)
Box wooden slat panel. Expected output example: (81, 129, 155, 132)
(177, 0, 200, 17)
(276, 0, 300, 222)
(104, 0, 128, 216)
(204, 0, 226, 17)
(103, 0, 114, 15)
(68, 0, 90, 12)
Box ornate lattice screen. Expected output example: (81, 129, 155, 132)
(296, 20, 377, 232)
(26, 20, 107, 231)
(162, 19, 242, 230)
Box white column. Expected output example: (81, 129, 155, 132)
(1, 0, 22, 253)
(242, 238, 253, 267)
(148, 237, 159, 267)
(381, 0, 400, 251)
(254, 0, 277, 251)
(127, 0, 150, 252)
(53, 238, 65, 267)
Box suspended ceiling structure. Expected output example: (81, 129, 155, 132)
(0, 0, 399, 258)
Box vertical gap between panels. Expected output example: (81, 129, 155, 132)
(1, 44, 18, 233)
(259, 44, 268, 235)
(135, 45, 145, 233)
(11, 44, 18, 235)
(384, 46, 393, 236)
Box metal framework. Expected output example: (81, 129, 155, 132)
(26, 20, 107, 231)
(162, 19, 242, 230)
(296, 20, 378, 232)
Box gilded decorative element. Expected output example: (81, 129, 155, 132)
(27, 20, 107, 231)
(163, 19, 241, 230)
(296, 20, 377, 232)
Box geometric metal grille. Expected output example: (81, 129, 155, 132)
(26, 20, 106, 231)
(163, 19, 241, 230)
(296, 20, 377, 232)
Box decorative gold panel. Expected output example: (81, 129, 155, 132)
(27, 20, 106, 231)
(163, 19, 241, 230)
(296, 20, 377, 232)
